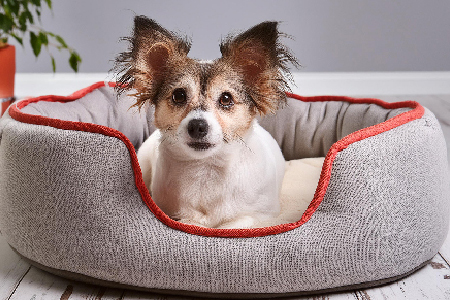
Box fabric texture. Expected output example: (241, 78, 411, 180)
(20, 85, 156, 149)
(0, 85, 449, 295)
(258, 97, 412, 160)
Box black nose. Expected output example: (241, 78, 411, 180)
(188, 119, 208, 139)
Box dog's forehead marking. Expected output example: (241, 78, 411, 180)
(197, 59, 214, 65)
(187, 59, 249, 113)
(198, 60, 214, 96)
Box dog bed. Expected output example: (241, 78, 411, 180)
(0, 82, 449, 298)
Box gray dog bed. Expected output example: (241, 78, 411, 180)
(0, 82, 449, 298)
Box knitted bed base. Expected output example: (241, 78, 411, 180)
(12, 247, 431, 299)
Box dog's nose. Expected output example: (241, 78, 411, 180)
(188, 119, 208, 139)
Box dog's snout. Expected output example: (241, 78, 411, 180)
(188, 119, 208, 139)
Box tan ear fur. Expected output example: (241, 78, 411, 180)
(219, 21, 299, 115)
(114, 16, 191, 108)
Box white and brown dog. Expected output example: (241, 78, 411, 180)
(115, 16, 298, 228)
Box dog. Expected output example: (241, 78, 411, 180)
(115, 16, 299, 228)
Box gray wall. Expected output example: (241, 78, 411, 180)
(11, 0, 450, 73)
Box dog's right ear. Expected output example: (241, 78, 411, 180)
(114, 16, 191, 108)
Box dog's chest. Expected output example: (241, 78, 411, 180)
(177, 160, 227, 204)
(151, 149, 253, 217)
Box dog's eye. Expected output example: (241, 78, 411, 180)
(172, 88, 187, 105)
(219, 92, 234, 108)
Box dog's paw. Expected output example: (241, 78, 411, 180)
(216, 216, 256, 229)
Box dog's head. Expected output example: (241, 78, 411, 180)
(115, 16, 298, 159)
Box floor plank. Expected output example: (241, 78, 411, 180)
(283, 292, 359, 300)
(440, 232, 450, 266)
(121, 290, 195, 300)
(120, 290, 359, 300)
(355, 254, 450, 300)
(8, 266, 125, 300)
(0, 233, 31, 299)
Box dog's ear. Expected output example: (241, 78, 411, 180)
(220, 21, 299, 115)
(114, 16, 191, 108)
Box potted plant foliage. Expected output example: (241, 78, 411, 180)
(0, 0, 81, 114)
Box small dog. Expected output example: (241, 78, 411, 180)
(115, 16, 298, 228)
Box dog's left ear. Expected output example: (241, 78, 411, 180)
(220, 21, 299, 115)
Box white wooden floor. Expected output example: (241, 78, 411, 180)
(1, 94, 450, 300)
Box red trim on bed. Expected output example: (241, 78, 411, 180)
(8, 83, 425, 238)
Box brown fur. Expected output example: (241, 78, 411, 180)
(113, 16, 299, 140)
(114, 17, 192, 109)
(218, 21, 300, 114)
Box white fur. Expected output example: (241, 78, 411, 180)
(137, 110, 285, 229)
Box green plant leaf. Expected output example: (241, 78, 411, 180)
(69, 51, 81, 72)
(39, 31, 48, 45)
(18, 12, 28, 31)
(55, 35, 68, 48)
(21, 0, 29, 11)
(30, 31, 42, 57)
(51, 56, 56, 72)
(0, 13, 6, 30)
(44, 0, 52, 9)
(30, 0, 41, 7)
(36, 8, 41, 21)
(0, 13, 14, 32)
(11, 33, 23, 45)
(0, 37, 8, 46)
(6, 0, 20, 16)
(23, 10, 34, 25)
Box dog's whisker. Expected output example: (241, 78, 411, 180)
(236, 133, 254, 154)
(164, 125, 175, 133)
(222, 133, 230, 144)
(158, 136, 168, 147)
(156, 125, 178, 147)
(158, 132, 177, 147)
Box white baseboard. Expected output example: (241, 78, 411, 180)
(291, 72, 450, 96)
(15, 73, 111, 97)
(15, 71, 450, 97)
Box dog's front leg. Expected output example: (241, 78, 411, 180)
(137, 130, 161, 192)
